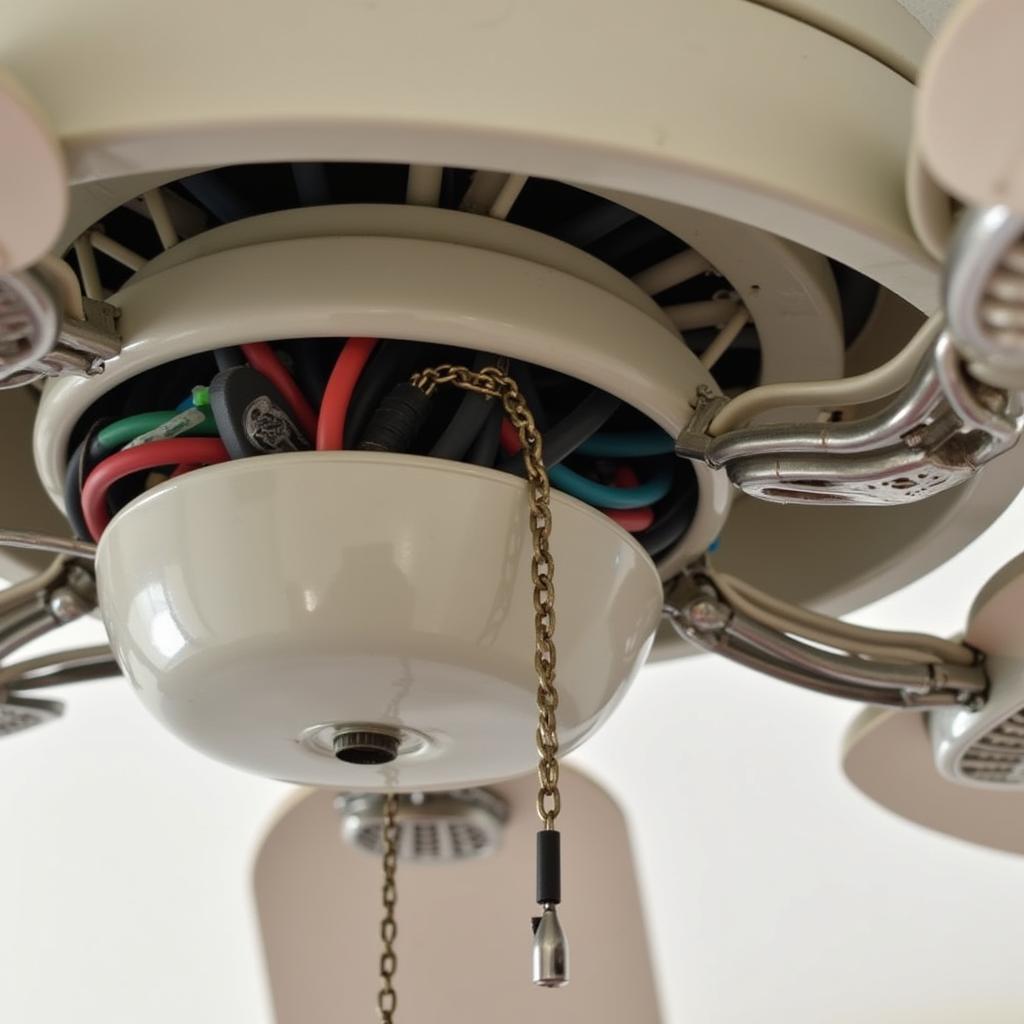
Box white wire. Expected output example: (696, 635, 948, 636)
(72, 236, 103, 301)
(665, 298, 739, 332)
(712, 570, 975, 667)
(459, 170, 509, 214)
(37, 255, 85, 321)
(406, 165, 443, 207)
(708, 312, 943, 436)
(631, 248, 710, 296)
(88, 231, 147, 272)
(700, 307, 749, 371)
(143, 189, 179, 249)
(488, 174, 528, 220)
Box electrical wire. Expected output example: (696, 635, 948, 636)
(499, 388, 620, 475)
(81, 438, 229, 540)
(63, 419, 110, 540)
(343, 341, 402, 448)
(508, 361, 548, 431)
(317, 338, 379, 450)
(468, 402, 503, 467)
(711, 569, 976, 667)
(606, 507, 655, 532)
(0, 558, 66, 616)
(700, 307, 749, 371)
(290, 339, 334, 410)
(241, 342, 319, 441)
(709, 313, 943, 435)
(549, 464, 672, 509)
(602, 468, 654, 532)
(430, 352, 497, 460)
(214, 347, 245, 373)
(499, 417, 672, 508)
(95, 409, 218, 451)
(634, 469, 697, 557)
(62, 338, 687, 558)
(175, 386, 210, 413)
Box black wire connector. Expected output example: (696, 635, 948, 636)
(357, 382, 432, 454)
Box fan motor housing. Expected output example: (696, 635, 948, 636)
(96, 453, 664, 790)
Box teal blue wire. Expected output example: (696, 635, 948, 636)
(549, 465, 673, 509)
(576, 431, 675, 458)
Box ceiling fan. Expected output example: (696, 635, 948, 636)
(2, 0, 1023, 1013)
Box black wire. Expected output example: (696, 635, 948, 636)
(468, 401, 502, 467)
(288, 339, 333, 409)
(344, 341, 403, 448)
(63, 420, 110, 540)
(499, 387, 620, 476)
(635, 468, 698, 559)
(429, 352, 497, 460)
(214, 347, 245, 373)
(508, 361, 547, 431)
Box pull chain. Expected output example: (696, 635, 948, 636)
(377, 793, 399, 1023)
(409, 363, 568, 989)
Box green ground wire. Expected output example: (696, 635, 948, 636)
(95, 408, 219, 451)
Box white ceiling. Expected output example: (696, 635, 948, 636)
(4, 485, 1024, 1023)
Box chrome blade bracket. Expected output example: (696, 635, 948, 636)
(0, 266, 120, 390)
(663, 567, 987, 710)
(675, 328, 1024, 508)
(0, 552, 115, 732)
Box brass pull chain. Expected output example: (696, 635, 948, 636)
(371, 364, 568, 1014)
(410, 364, 562, 830)
(377, 792, 399, 1024)
(409, 364, 569, 987)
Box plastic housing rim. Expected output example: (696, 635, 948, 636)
(7, 0, 938, 306)
(35, 231, 730, 573)
(96, 452, 665, 791)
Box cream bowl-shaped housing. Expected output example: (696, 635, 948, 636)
(96, 453, 664, 790)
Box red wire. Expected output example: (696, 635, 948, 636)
(169, 464, 199, 479)
(605, 506, 655, 532)
(82, 438, 229, 541)
(499, 418, 520, 455)
(240, 342, 319, 442)
(603, 466, 654, 532)
(316, 337, 378, 450)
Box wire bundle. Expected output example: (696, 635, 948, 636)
(63, 339, 698, 558)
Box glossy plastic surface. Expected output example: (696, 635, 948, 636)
(96, 453, 664, 790)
